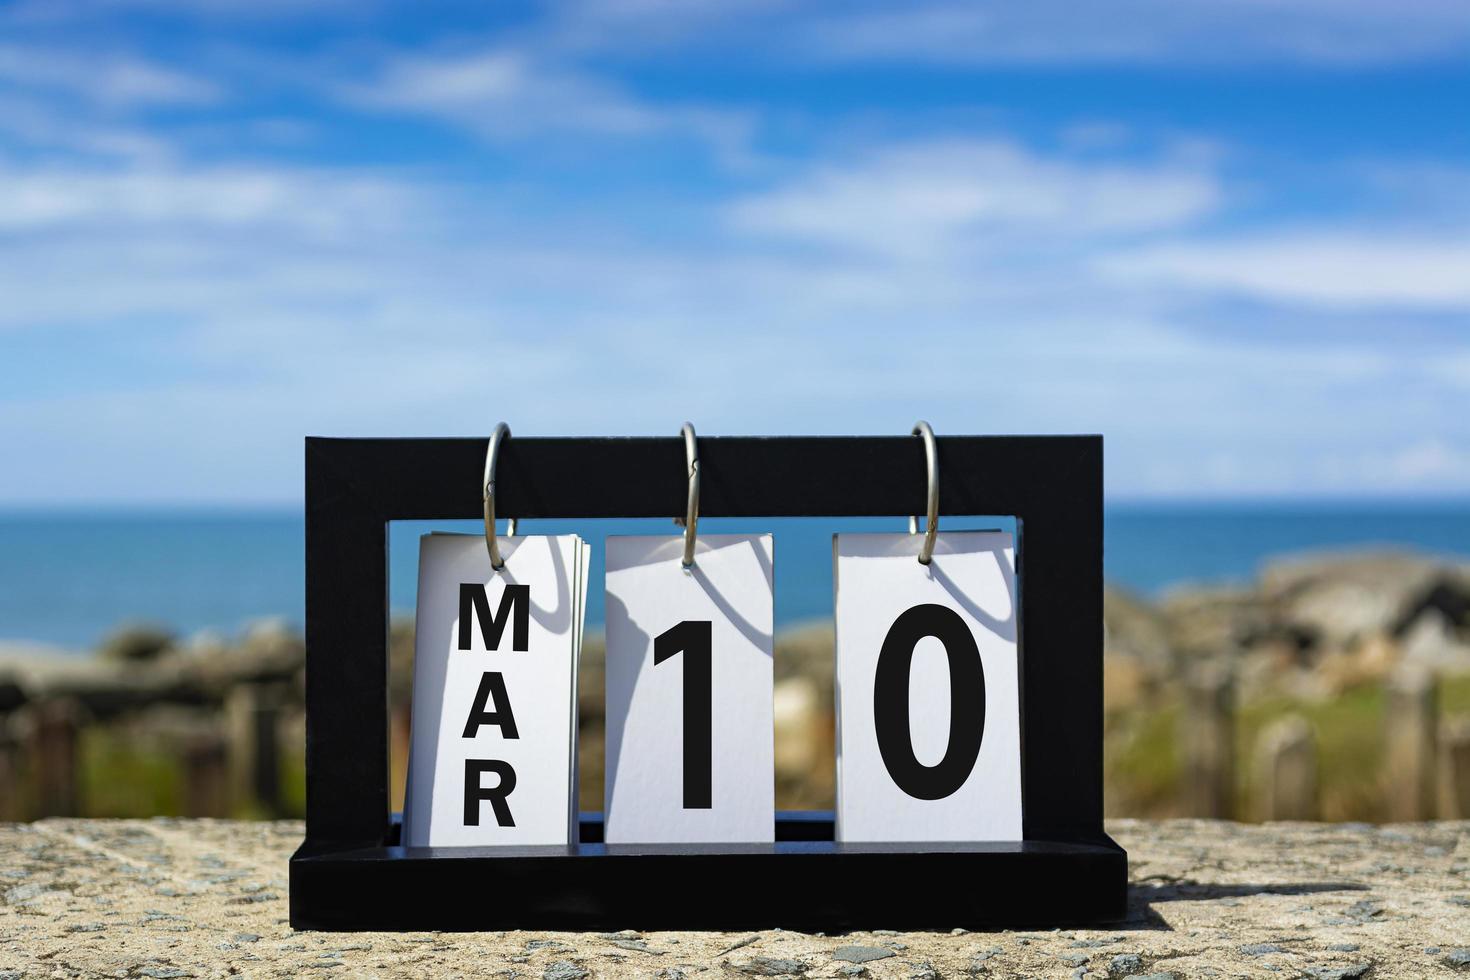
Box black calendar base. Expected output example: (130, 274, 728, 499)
(289, 812, 1127, 931)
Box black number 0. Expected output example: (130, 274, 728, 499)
(873, 603, 986, 800)
(654, 620, 713, 809)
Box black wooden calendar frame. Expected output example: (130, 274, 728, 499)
(290, 435, 1126, 930)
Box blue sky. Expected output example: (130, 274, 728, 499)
(1, 0, 1468, 505)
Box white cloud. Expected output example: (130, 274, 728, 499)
(5, 161, 1465, 505)
(1123, 433, 1470, 500)
(727, 140, 1221, 258)
(358, 49, 655, 136)
(1097, 234, 1470, 310)
(0, 93, 175, 161)
(799, 0, 1470, 67)
(0, 165, 422, 236)
(410, 0, 1470, 68)
(341, 46, 750, 153)
(1386, 438, 1470, 487)
(1428, 353, 1470, 390)
(0, 43, 220, 106)
(0, 31, 1463, 507)
(2, 0, 350, 22)
(22, 0, 1470, 69)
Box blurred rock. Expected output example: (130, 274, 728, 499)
(1104, 586, 1173, 708)
(1395, 575, 1470, 636)
(0, 618, 308, 722)
(1104, 585, 1173, 672)
(1150, 550, 1470, 698)
(389, 618, 416, 705)
(1261, 549, 1442, 601)
(155, 619, 303, 701)
(1303, 632, 1403, 699)
(774, 625, 835, 704)
(1353, 630, 1402, 678)
(233, 618, 305, 680)
(0, 678, 24, 714)
(98, 623, 176, 663)
(1263, 551, 1470, 651)
(1103, 652, 1150, 714)
(774, 676, 822, 778)
(1159, 586, 1272, 660)
(0, 649, 202, 718)
(1399, 609, 1470, 670)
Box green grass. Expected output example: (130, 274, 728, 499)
(79, 730, 181, 817)
(1105, 674, 1470, 821)
(1235, 684, 1386, 821)
(47, 673, 1470, 821)
(1105, 703, 1180, 816)
(74, 730, 306, 819)
(278, 749, 306, 819)
(1104, 686, 1390, 821)
(1442, 673, 1470, 716)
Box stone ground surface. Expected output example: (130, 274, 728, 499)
(2, 819, 1469, 979)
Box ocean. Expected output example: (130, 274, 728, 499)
(2, 504, 1469, 651)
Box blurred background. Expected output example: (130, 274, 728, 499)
(2, 1, 1469, 825)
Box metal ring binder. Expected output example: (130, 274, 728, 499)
(482, 422, 511, 571)
(908, 420, 939, 564)
(679, 421, 700, 568)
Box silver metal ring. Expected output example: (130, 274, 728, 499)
(680, 422, 700, 568)
(910, 420, 938, 565)
(483, 422, 511, 572)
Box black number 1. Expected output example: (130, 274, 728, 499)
(654, 619, 713, 809)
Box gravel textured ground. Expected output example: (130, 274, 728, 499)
(2, 818, 1468, 978)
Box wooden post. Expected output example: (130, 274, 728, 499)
(26, 698, 84, 817)
(1181, 662, 1234, 818)
(1253, 715, 1316, 821)
(0, 719, 22, 821)
(181, 731, 230, 818)
(1385, 663, 1438, 822)
(1438, 718, 1470, 819)
(227, 683, 284, 816)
